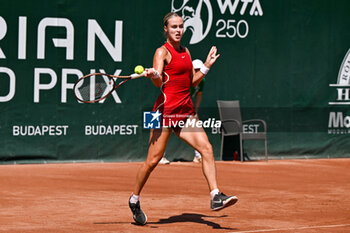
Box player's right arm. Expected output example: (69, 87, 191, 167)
(145, 46, 168, 88)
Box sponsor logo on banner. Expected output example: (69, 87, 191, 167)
(13, 125, 69, 136)
(85, 125, 138, 136)
(0, 16, 124, 104)
(328, 49, 350, 134)
(171, 0, 263, 44)
(328, 112, 350, 134)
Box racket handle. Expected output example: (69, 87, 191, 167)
(130, 71, 146, 79)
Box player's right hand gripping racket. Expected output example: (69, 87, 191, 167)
(73, 72, 146, 103)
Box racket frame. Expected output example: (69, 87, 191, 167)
(73, 72, 146, 103)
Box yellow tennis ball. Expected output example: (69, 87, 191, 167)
(134, 65, 144, 74)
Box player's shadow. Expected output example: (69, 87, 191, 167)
(148, 213, 237, 230)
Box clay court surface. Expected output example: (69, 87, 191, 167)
(1, 159, 350, 233)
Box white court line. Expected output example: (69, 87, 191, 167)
(229, 223, 350, 233)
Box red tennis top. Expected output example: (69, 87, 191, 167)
(152, 42, 195, 126)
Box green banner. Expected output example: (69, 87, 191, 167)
(1, 0, 350, 163)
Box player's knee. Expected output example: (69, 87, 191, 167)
(145, 154, 163, 170)
(145, 160, 157, 171)
(199, 143, 213, 156)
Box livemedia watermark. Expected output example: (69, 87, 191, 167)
(143, 111, 221, 130)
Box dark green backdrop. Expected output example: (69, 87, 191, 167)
(1, 0, 350, 163)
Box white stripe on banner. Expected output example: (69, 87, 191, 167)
(229, 223, 350, 233)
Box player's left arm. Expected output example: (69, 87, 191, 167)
(189, 46, 220, 87)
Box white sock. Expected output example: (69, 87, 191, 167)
(129, 194, 139, 204)
(210, 188, 220, 200)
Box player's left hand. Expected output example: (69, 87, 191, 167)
(205, 46, 220, 68)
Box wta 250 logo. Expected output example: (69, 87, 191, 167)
(171, 0, 263, 44)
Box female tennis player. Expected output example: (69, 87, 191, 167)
(128, 12, 238, 225)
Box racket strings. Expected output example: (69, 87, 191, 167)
(75, 74, 114, 102)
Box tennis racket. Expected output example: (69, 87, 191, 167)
(73, 72, 146, 103)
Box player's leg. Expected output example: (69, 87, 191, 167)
(174, 117, 218, 191)
(175, 116, 238, 210)
(193, 91, 203, 162)
(129, 127, 172, 225)
(133, 127, 172, 195)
